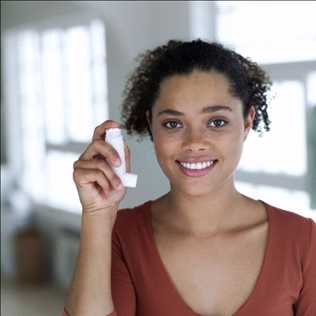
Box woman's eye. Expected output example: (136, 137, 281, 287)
(162, 119, 228, 130)
(162, 121, 181, 129)
(208, 119, 228, 128)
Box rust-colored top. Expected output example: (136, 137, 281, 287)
(62, 199, 316, 316)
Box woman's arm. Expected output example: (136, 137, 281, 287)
(64, 210, 117, 316)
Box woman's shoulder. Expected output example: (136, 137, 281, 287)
(117, 199, 151, 216)
(264, 200, 315, 224)
(263, 200, 315, 244)
(113, 199, 151, 231)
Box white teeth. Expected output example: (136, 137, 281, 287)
(179, 160, 215, 170)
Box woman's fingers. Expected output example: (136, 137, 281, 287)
(72, 120, 129, 213)
(73, 167, 111, 196)
(92, 120, 123, 141)
(80, 120, 131, 173)
(73, 158, 122, 190)
(79, 139, 121, 167)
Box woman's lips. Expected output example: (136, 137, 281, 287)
(176, 160, 218, 177)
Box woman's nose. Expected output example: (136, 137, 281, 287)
(183, 128, 208, 152)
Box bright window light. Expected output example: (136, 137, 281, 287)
(216, 1, 316, 64)
(239, 80, 307, 175)
(46, 151, 82, 213)
(236, 181, 315, 220)
(64, 26, 93, 142)
(42, 30, 65, 144)
(13, 19, 108, 212)
(307, 72, 316, 107)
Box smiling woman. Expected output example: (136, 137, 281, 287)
(62, 39, 316, 316)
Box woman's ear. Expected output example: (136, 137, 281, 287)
(243, 105, 256, 141)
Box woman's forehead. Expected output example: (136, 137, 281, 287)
(152, 102, 242, 119)
(156, 71, 233, 103)
(152, 71, 242, 115)
(160, 70, 230, 89)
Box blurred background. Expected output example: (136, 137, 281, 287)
(1, 1, 316, 315)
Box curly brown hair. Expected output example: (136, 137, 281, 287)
(120, 39, 272, 142)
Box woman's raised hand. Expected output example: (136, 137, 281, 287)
(72, 120, 131, 216)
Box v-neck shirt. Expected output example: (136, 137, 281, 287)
(62, 199, 316, 316)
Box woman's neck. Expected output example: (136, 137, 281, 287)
(157, 184, 253, 238)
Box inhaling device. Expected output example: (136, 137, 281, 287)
(105, 128, 138, 188)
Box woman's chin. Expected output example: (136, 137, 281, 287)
(172, 182, 213, 197)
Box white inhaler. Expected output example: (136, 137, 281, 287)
(105, 128, 138, 188)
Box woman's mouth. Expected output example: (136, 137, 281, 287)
(175, 160, 218, 177)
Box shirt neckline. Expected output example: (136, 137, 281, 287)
(142, 199, 273, 316)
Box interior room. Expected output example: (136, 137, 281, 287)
(1, 1, 316, 315)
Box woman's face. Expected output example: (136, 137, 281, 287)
(147, 69, 255, 196)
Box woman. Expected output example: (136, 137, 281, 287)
(63, 40, 315, 316)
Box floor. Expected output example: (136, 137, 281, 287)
(1, 276, 68, 316)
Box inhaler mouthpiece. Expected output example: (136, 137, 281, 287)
(105, 128, 138, 188)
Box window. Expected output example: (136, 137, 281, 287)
(307, 72, 316, 106)
(5, 18, 108, 212)
(215, 1, 316, 217)
(236, 181, 312, 219)
(239, 80, 306, 176)
(216, 1, 316, 64)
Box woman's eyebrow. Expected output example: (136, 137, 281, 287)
(157, 105, 232, 116)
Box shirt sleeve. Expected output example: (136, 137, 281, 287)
(60, 221, 136, 316)
(294, 218, 316, 316)
(110, 227, 136, 315)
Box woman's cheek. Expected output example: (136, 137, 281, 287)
(154, 130, 179, 149)
(159, 140, 177, 163)
(153, 136, 179, 175)
(224, 134, 244, 169)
